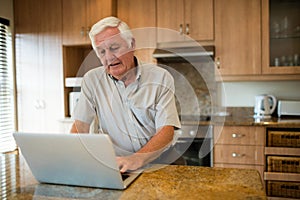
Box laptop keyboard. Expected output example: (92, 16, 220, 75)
(121, 173, 130, 181)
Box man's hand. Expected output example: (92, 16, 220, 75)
(116, 154, 145, 173)
(116, 126, 174, 173)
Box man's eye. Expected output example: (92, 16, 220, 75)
(99, 49, 105, 56)
(110, 45, 120, 52)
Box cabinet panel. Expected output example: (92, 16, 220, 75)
(62, 0, 116, 45)
(214, 126, 265, 146)
(87, 0, 116, 29)
(157, 0, 184, 42)
(15, 0, 63, 133)
(185, 0, 214, 41)
(117, 0, 156, 29)
(62, 0, 87, 45)
(157, 0, 213, 43)
(215, 0, 261, 75)
(117, 0, 157, 64)
(214, 145, 264, 165)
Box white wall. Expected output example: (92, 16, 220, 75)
(218, 81, 300, 107)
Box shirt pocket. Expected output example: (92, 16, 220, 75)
(130, 106, 156, 129)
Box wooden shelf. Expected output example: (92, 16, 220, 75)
(265, 147, 300, 156)
(264, 172, 300, 182)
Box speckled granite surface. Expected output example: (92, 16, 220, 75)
(120, 165, 266, 200)
(181, 107, 300, 127)
(2, 154, 266, 200)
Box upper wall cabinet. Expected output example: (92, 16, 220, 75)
(14, 0, 64, 132)
(262, 0, 300, 75)
(117, 0, 156, 63)
(214, 0, 261, 76)
(157, 0, 214, 43)
(62, 0, 116, 45)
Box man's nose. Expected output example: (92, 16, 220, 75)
(105, 50, 116, 62)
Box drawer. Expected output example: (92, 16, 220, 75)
(268, 130, 300, 148)
(214, 144, 264, 165)
(267, 181, 300, 199)
(267, 156, 300, 173)
(214, 126, 265, 145)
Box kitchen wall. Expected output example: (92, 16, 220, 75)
(218, 81, 300, 107)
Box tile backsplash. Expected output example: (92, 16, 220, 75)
(159, 61, 216, 116)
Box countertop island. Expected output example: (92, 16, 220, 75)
(1, 153, 266, 200)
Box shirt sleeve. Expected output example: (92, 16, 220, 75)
(71, 76, 96, 124)
(155, 71, 181, 130)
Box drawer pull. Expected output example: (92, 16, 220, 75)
(232, 133, 245, 138)
(232, 152, 245, 157)
(179, 24, 183, 35)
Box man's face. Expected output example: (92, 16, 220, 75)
(94, 27, 135, 80)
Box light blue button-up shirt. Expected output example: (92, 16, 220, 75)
(72, 60, 181, 156)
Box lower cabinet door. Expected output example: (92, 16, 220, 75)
(214, 145, 264, 165)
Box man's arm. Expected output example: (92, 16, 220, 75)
(70, 120, 90, 133)
(116, 125, 174, 173)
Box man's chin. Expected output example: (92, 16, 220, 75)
(107, 70, 123, 80)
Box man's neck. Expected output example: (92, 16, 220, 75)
(121, 66, 137, 87)
(111, 57, 138, 87)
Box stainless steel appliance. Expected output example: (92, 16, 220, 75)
(174, 120, 213, 166)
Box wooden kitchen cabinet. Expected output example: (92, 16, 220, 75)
(214, 0, 261, 76)
(214, 126, 265, 184)
(262, 0, 300, 75)
(117, 0, 157, 63)
(14, 0, 64, 132)
(156, 0, 214, 43)
(264, 127, 300, 199)
(62, 0, 116, 45)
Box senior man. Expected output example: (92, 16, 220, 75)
(70, 16, 181, 172)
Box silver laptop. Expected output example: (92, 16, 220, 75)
(13, 132, 141, 190)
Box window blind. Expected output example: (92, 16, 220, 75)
(0, 17, 16, 153)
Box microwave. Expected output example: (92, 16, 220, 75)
(277, 100, 300, 117)
(69, 92, 81, 116)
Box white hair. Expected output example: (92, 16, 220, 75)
(89, 16, 133, 52)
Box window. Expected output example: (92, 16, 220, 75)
(0, 17, 16, 153)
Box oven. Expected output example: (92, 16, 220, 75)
(174, 120, 213, 167)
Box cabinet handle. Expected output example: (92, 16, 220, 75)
(34, 99, 46, 109)
(179, 24, 183, 35)
(80, 27, 85, 37)
(186, 24, 190, 35)
(86, 27, 90, 36)
(215, 57, 221, 69)
(232, 133, 245, 138)
(232, 152, 245, 158)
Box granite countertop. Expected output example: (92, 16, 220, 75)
(2, 153, 266, 200)
(181, 107, 300, 127)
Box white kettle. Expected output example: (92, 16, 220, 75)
(254, 94, 277, 118)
